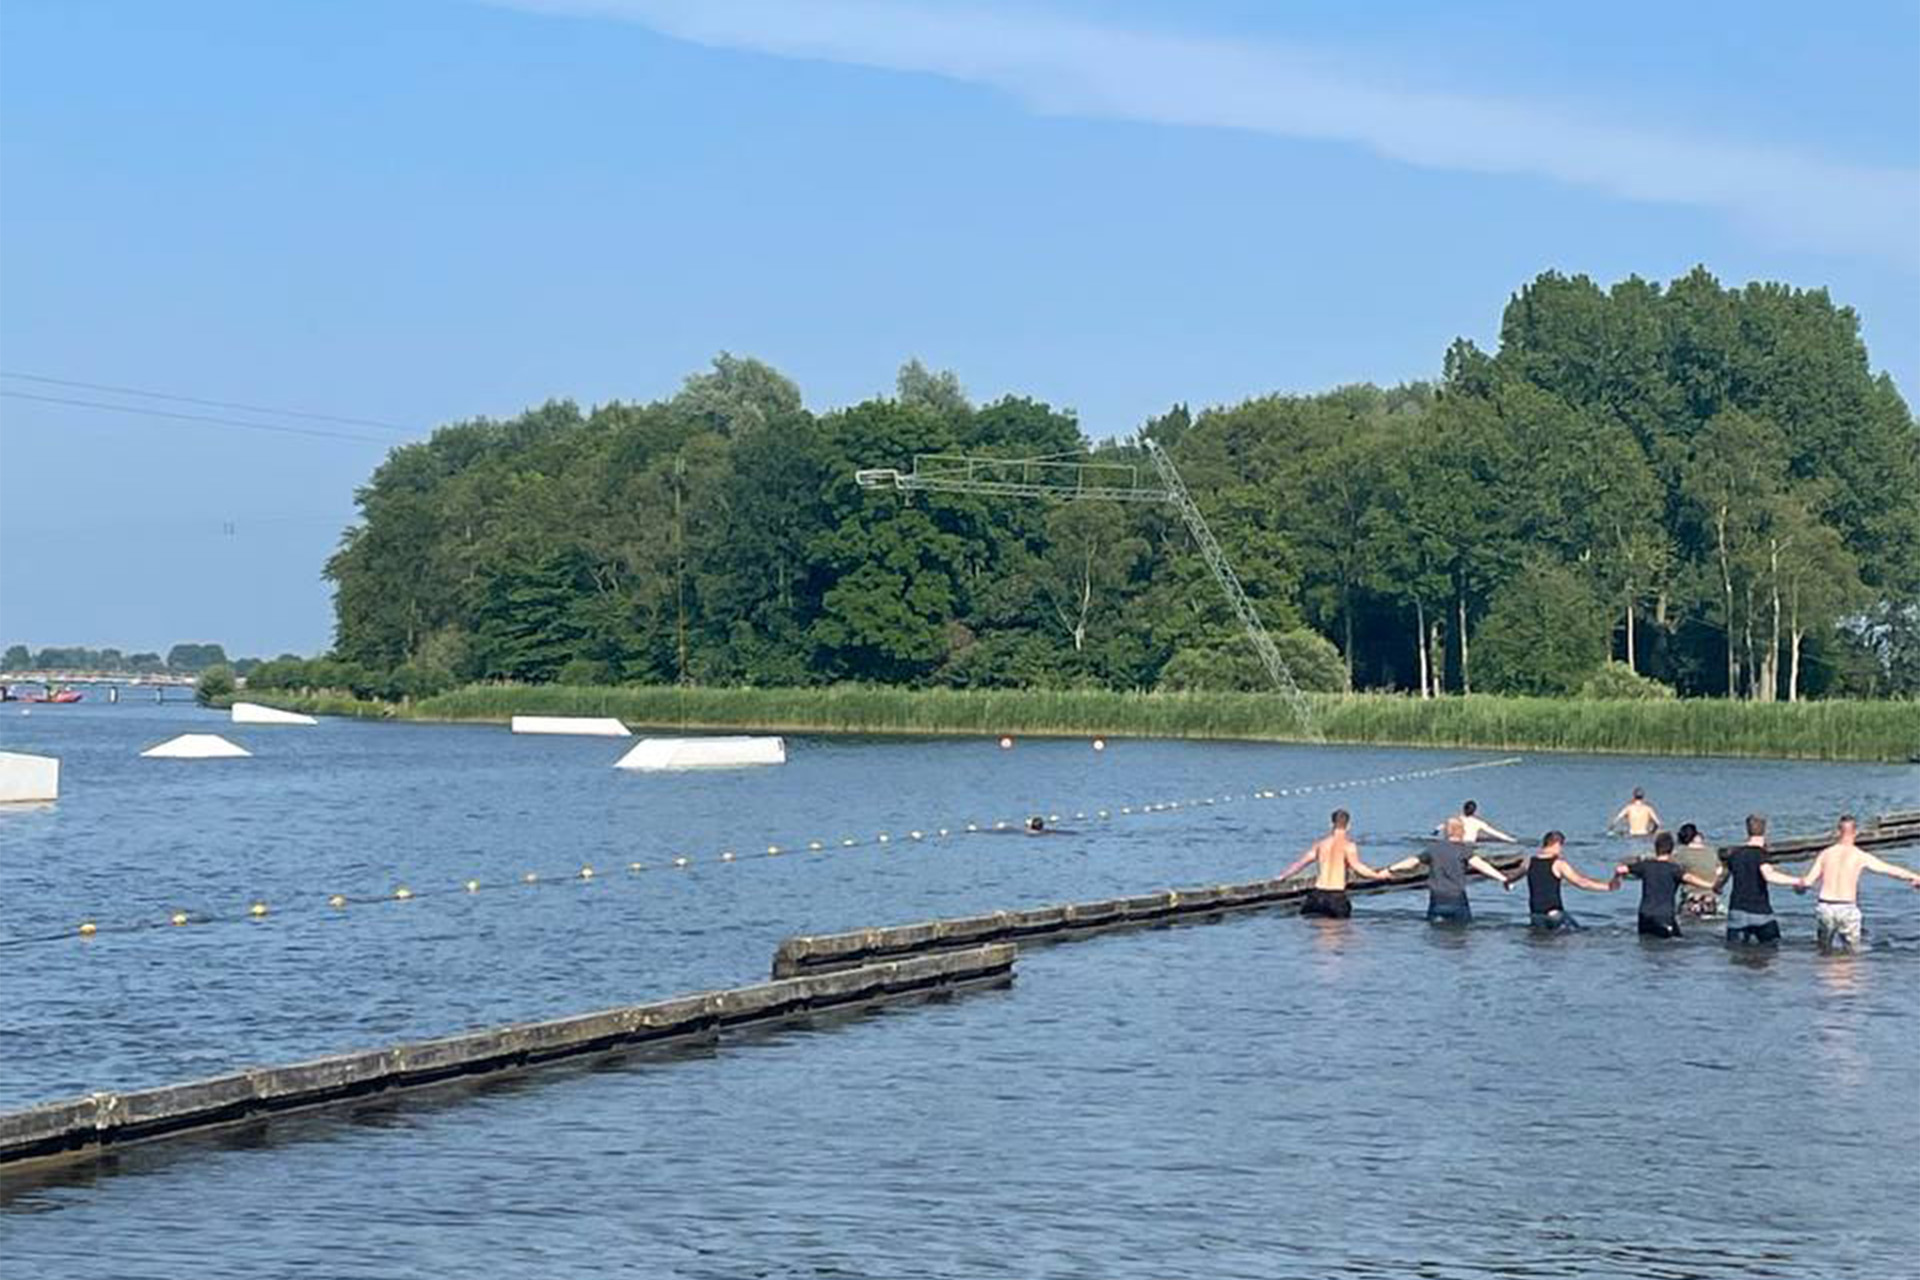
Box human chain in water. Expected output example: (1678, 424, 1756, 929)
(1284, 798, 1920, 950)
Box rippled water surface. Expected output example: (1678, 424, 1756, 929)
(3, 702, 1917, 1278)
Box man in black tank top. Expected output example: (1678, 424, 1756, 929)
(1617, 832, 1719, 937)
(1511, 831, 1620, 930)
(1720, 814, 1798, 944)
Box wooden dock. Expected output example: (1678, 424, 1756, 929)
(0, 944, 1015, 1171)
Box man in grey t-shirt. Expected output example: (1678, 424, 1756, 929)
(1387, 817, 1512, 924)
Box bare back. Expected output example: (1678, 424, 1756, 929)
(1805, 841, 1899, 902)
(1620, 801, 1658, 836)
(1310, 833, 1359, 890)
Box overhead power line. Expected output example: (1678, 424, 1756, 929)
(0, 371, 416, 433)
(0, 390, 400, 445)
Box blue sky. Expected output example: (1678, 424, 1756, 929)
(2, 0, 1915, 657)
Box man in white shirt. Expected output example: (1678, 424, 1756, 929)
(1437, 798, 1514, 844)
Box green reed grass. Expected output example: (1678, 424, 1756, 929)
(242, 684, 1920, 762)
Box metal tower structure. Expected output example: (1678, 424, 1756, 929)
(854, 439, 1320, 739)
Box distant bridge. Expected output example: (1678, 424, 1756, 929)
(3, 671, 202, 688)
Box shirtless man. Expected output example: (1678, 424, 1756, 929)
(1388, 816, 1511, 923)
(1608, 787, 1662, 837)
(1279, 808, 1391, 919)
(1509, 831, 1620, 930)
(1791, 815, 1920, 952)
(1437, 799, 1514, 845)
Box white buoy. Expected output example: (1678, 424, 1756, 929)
(614, 736, 786, 771)
(0, 751, 60, 802)
(511, 715, 631, 737)
(141, 733, 252, 759)
(231, 702, 318, 726)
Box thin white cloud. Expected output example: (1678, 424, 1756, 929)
(493, 0, 1920, 269)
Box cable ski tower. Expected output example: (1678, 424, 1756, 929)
(855, 439, 1321, 740)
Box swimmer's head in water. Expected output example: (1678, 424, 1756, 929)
(1542, 830, 1566, 852)
(1677, 822, 1700, 845)
(1633, 787, 1645, 800)
(1443, 816, 1467, 841)
(1462, 799, 1478, 817)
(1654, 831, 1675, 856)
(1331, 809, 1350, 830)
(1026, 816, 1044, 832)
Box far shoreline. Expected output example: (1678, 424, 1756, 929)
(221, 683, 1920, 764)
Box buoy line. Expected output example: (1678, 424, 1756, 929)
(6, 755, 1523, 948)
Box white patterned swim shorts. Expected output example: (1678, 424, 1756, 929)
(1815, 901, 1864, 950)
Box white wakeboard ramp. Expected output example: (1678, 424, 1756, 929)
(615, 736, 786, 771)
(231, 702, 318, 726)
(512, 715, 632, 737)
(0, 752, 60, 803)
(141, 734, 252, 759)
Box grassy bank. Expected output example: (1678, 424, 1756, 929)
(235, 683, 1920, 762)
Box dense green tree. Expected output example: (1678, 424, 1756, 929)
(1476, 558, 1610, 696)
(166, 643, 230, 673)
(308, 268, 1915, 703)
(895, 359, 971, 417)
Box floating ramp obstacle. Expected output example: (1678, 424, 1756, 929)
(141, 734, 252, 760)
(231, 702, 318, 727)
(615, 736, 787, 771)
(0, 752, 59, 803)
(511, 715, 632, 737)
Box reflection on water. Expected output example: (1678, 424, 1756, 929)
(1, 703, 1916, 1278)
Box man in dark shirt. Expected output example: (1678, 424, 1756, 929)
(1386, 816, 1511, 924)
(1511, 831, 1620, 930)
(1617, 832, 1718, 937)
(1719, 813, 1799, 945)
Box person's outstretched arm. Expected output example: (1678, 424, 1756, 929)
(1386, 854, 1424, 875)
(1278, 847, 1317, 880)
(1564, 861, 1621, 892)
(1794, 850, 1830, 891)
(1467, 854, 1509, 884)
(1681, 869, 1719, 891)
(1346, 845, 1392, 881)
(1759, 862, 1800, 887)
(1479, 822, 1516, 844)
(1859, 853, 1920, 888)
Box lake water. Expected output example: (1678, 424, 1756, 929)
(3, 701, 1918, 1278)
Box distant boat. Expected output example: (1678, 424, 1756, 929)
(2, 684, 82, 704)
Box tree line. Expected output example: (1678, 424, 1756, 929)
(2, 643, 236, 674)
(305, 268, 1919, 703)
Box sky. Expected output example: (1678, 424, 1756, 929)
(1, 0, 1915, 658)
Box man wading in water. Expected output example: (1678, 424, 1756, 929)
(1444, 799, 1515, 845)
(1674, 822, 1722, 920)
(1721, 814, 1798, 945)
(1279, 809, 1390, 919)
(1608, 787, 1662, 837)
(1386, 816, 1511, 924)
(1791, 814, 1920, 952)
(1510, 831, 1619, 930)
(1616, 832, 1719, 938)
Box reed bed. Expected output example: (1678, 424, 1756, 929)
(240, 683, 1920, 762)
